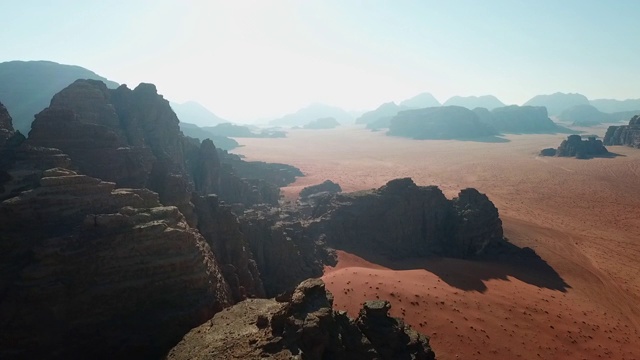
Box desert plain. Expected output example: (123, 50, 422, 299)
(234, 125, 640, 360)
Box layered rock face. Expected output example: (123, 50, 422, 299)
(167, 279, 435, 359)
(0, 168, 232, 359)
(540, 135, 609, 159)
(306, 178, 504, 259)
(388, 106, 497, 140)
(604, 115, 640, 148)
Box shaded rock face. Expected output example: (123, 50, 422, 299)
(168, 279, 435, 360)
(0, 168, 232, 359)
(539, 148, 557, 156)
(388, 106, 497, 140)
(552, 135, 609, 159)
(604, 115, 640, 148)
(192, 194, 266, 302)
(306, 178, 503, 259)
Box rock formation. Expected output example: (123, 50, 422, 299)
(540, 135, 609, 159)
(357, 102, 408, 126)
(400, 92, 441, 109)
(523, 92, 590, 116)
(387, 106, 497, 140)
(475, 105, 560, 134)
(167, 278, 435, 359)
(306, 178, 504, 259)
(558, 104, 639, 126)
(299, 179, 342, 199)
(604, 115, 640, 148)
(0, 101, 15, 147)
(0, 168, 232, 359)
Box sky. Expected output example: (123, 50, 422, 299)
(2, 0, 640, 123)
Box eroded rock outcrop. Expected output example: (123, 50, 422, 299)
(167, 278, 435, 359)
(0, 168, 232, 359)
(0, 101, 14, 147)
(604, 115, 640, 148)
(306, 178, 503, 259)
(388, 106, 497, 140)
(475, 105, 560, 134)
(541, 135, 609, 159)
(299, 180, 342, 199)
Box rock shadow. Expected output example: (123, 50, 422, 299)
(335, 240, 570, 294)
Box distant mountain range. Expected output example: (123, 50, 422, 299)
(269, 103, 354, 127)
(557, 104, 639, 127)
(399, 92, 441, 108)
(523, 93, 590, 116)
(170, 101, 226, 127)
(0, 60, 119, 133)
(442, 95, 506, 110)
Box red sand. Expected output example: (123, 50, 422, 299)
(234, 126, 640, 359)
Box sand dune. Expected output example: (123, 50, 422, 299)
(234, 126, 640, 359)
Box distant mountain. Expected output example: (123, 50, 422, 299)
(269, 103, 353, 127)
(201, 123, 285, 138)
(178, 122, 239, 150)
(399, 92, 441, 108)
(0, 60, 119, 133)
(523, 92, 589, 116)
(443, 95, 505, 110)
(303, 117, 340, 129)
(355, 102, 409, 125)
(388, 106, 498, 140)
(475, 105, 561, 133)
(170, 101, 226, 127)
(589, 98, 640, 113)
(558, 104, 640, 127)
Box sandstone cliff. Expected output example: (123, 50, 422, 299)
(387, 106, 497, 140)
(167, 278, 435, 359)
(603, 115, 640, 148)
(0, 101, 14, 147)
(0, 168, 232, 359)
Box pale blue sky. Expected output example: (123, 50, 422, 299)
(2, 0, 639, 122)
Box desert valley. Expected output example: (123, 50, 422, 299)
(235, 127, 640, 359)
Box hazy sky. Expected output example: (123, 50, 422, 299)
(2, 0, 640, 122)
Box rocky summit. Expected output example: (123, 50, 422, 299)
(540, 135, 609, 159)
(603, 114, 640, 148)
(167, 278, 435, 359)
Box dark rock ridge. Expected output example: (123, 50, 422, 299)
(299, 179, 342, 199)
(303, 116, 340, 129)
(27, 79, 288, 217)
(0, 101, 15, 147)
(604, 115, 640, 148)
(306, 178, 504, 259)
(540, 135, 609, 159)
(0, 168, 232, 359)
(443, 95, 505, 110)
(0, 60, 119, 134)
(167, 278, 435, 359)
(388, 106, 497, 140)
(474, 105, 560, 133)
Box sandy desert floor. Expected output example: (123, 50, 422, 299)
(233, 125, 640, 359)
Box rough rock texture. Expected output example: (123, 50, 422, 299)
(539, 148, 557, 156)
(299, 180, 342, 199)
(219, 149, 303, 188)
(0, 168, 232, 359)
(388, 106, 497, 140)
(306, 178, 504, 259)
(553, 135, 609, 159)
(604, 115, 640, 148)
(167, 279, 435, 360)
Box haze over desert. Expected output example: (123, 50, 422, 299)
(234, 126, 640, 359)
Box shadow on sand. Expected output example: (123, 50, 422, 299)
(335, 240, 570, 294)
